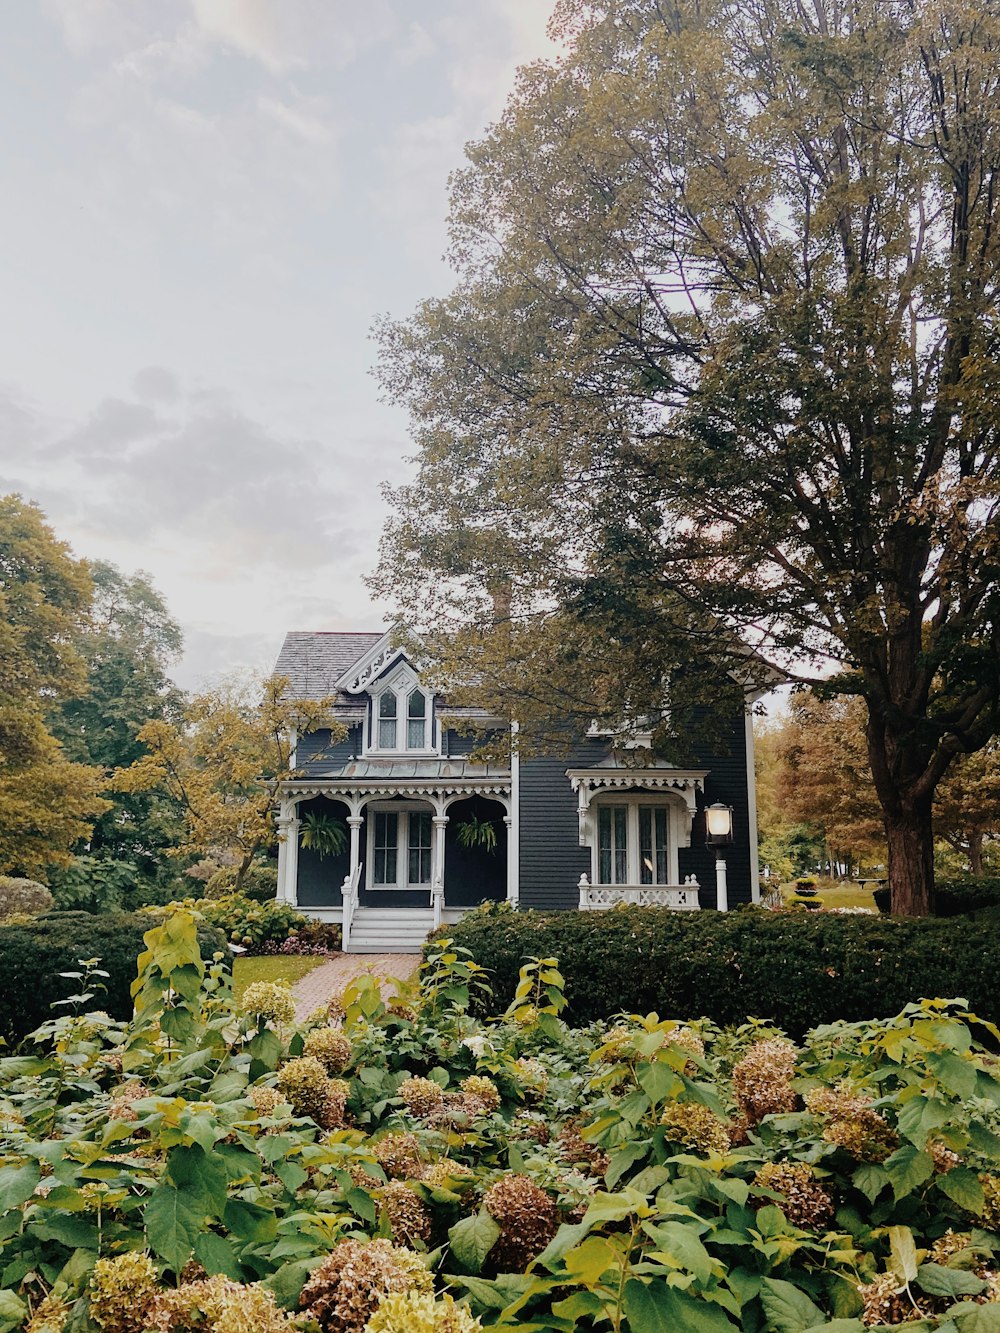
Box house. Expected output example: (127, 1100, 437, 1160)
(274, 630, 760, 952)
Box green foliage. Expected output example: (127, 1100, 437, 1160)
(0, 910, 226, 1047)
(934, 878, 1000, 918)
(298, 811, 348, 859)
(157, 893, 311, 953)
(435, 905, 1000, 1035)
(454, 815, 499, 854)
(0, 877, 52, 921)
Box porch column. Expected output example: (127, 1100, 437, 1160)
(432, 814, 449, 927)
(504, 815, 516, 904)
(276, 800, 300, 905)
(347, 813, 365, 887)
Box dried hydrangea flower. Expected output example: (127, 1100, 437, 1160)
(460, 1075, 500, 1114)
(363, 1290, 482, 1332)
(376, 1181, 433, 1246)
(387, 1001, 417, 1022)
(420, 1160, 474, 1189)
(372, 1132, 424, 1179)
(304, 1029, 352, 1075)
(148, 1276, 296, 1333)
(927, 1139, 961, 1174)
(557, 1120, 610, 1177)
(665, 1025, 705, 1071)
(978, 1175, 1000, 1230)
(318, 1078, 351, 1131)
(107, 1082, 148, 1122)
(249, 1085, 285, 1118)
(752, 1162, 834, 1229)
(660, 1100, 730, 1155)
(26, 1293, 70, 1333)
(241, 982, 296, 1026)
(299, 1238, 432, 1333)
(326, 991, 348, 1023)
(398, 1077, 444, 1118)
(512, 1113, 551, 1145)
(731, 1039, 798, 1123)
(512, 1057, 548, 1101)
(89, 1253, 159, 1333)
(856, 1271, 921, 1327)
(483, 1174, 558, 1271)
(805, 1085, 898, 1162)
(929, 1230, 974, 1263)
(277, 1057, 334, 1120)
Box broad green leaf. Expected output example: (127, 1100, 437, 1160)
(449, 1208, 501, 1273)
(551, 1290, 607, 1321)
(0, 1161, 40, 1211)
(852, 1163, 889, 1203)
(562, 1236, 618, 1287)
(346, 1187, 376, 1223)
(145, 1183, 206, 1273)
(953, 1305, 1000, 1331)
(536, 1219, 593, 1268)
(759, 1278, 826, 1333)
(889, 1226, 919, 1284)
(193, 1232, 243, 1280)
(637, 1060, 679, 1105)
(222, 1198, 277, 1244)
(884, 1145, 934, 1201)
(802, 1322, 865, 1333)
(168, 1145, 228, 1219)
(0, 1290, 27, 1333)
(265, 1258, 323, 1309)
(940, 1167, 986, 1215)
(916, 1264, 986, 1298)
(605, 1142, 649, 1188)
(623, 1279, 735, 1331)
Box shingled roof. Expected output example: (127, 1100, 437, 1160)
(274, 631, 384, 701)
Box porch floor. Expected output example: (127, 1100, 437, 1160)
(292, 951, 422, 1023)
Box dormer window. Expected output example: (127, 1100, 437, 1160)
(407, 690, 426, 749)
(378, 692, 397, 749)
(367, 669, 437, 756)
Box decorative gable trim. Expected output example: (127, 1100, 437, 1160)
(567, 768, 708, 818)
(336, 631, 406, 694)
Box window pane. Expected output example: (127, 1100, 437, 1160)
(378, 718, 397, 748)
(614, 807, 628, 884)
(598, 807, 612, 884)
(374, 811, 397, 885)
(408, 811, 432, 884)
(639, 807, 653, 885)
(407, 718, 425, 749)
(379, 693, 397, 717)
(655, 807, 668, 883)
(407, 690, 425, 717)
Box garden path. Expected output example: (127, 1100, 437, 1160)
(292, 952, 421, 1022)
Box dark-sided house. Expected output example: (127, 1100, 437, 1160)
(274, 630, 760, 952)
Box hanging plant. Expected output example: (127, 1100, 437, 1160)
(455, 815, 499, 854)
(298, 811, 348, 859)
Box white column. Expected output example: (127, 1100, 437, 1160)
(347, 814, 364, 885)
(504, 815, 516, 904)
(745, 713, 761, 904)
(276, 800, 300, 905)
(509, 723, 520, 906)
(432, 814, 448, 926)
(715, 852, 729, 913)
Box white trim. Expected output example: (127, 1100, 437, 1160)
(363, 662, 441, 759)
(275, 799, 300, 906)
(287, 728, 297, 770)
(336, 630, 404, 694)
(745, 713, 761, 903)
(365, 800, 435, 892)
(589, 792, 687, 887)
(508, 721, 520, 905)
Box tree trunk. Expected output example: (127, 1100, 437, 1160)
(968, 831, 984, 878)
(885, 799, 935, 916)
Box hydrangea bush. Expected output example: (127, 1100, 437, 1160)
(4, 916, 1000, 1330)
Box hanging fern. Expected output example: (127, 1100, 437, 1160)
(298, 811, 348, 859)
(454, 814, 499, 854)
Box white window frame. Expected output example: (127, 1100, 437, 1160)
(591, 795, 685, 887)
(364, 664, 439, 758)
(366, 801, 434, 890)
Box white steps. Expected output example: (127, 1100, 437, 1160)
(347, 907, 436, 953)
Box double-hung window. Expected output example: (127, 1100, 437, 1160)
(407, 690, 426, 749)
(370, 685, 433, 753)
(371, 807, 432, 888)
(595, 801, 675, 886)
(378, 693, 397, 749)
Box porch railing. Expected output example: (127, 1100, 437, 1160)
(341, 863, 362, 950)
(578, 874, 701, 911)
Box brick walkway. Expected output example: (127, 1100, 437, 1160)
(293, 953, 422, 1022)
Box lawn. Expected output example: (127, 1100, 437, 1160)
(232, 952, 325, 1002)
(779, 879, 879, 910)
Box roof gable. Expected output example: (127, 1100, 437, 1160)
(274, 631, 384, 701)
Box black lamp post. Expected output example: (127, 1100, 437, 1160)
(705, 802, 734, 912)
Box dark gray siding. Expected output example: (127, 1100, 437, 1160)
(296, 796, 350, 907)
(442, 727, 500, 758)
(296, 726, 359, 774)
(518, 714, 754, 912)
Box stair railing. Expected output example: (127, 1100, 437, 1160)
(341, 862, 362, 952)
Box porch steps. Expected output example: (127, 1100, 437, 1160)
(347, 907, 437, 953)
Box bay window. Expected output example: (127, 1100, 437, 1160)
(594, 800, 676, 886)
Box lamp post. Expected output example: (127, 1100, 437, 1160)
(705, 802, 734, 912)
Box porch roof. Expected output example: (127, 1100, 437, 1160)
(282, 757, 511, 805)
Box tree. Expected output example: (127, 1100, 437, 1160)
(374, 0, 1000, 914)
(0, 495, 109, 875)
(48, 561, 187, 901)
(114, 675, 341, 893)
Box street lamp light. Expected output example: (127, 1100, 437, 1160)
(705, 802, 734, 912)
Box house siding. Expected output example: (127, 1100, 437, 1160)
(296, 726, 358, 774)
(680, 709, 754, 908)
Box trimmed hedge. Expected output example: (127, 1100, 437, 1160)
(436, 904, 1000, 1036)
(874, 877, 1000, 916)
(0, 911, 228, 1047)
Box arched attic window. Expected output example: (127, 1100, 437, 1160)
(407, 690, 426, 750)
(378, 691, 397, 749)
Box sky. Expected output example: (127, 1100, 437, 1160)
(0, 0, 559, 688)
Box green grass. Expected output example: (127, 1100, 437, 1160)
(779, 879, 878, 911)
(232, 954, 325, 1003)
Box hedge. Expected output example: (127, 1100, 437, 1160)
(0, 911, 228, 1047)
(435, 904, 1000, 1036)
(873, 876, 1000, 916)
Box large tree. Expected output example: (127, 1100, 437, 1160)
(0, 495, 108, 875)
(374, 0, 1000, 914)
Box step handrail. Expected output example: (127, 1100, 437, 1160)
(341, 862, 362, 951)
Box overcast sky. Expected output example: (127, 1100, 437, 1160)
(0, 0, 557, 688)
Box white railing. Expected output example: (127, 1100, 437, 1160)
(578, 873, 701, 911)
(430, 877, 444, 930)
(341, 863, 362, 950)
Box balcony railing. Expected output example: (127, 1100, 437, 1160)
(577, 874, 701, 911)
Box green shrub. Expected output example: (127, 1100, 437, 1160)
(0, 911, 227, 1047)
(934, 876, 1000, 916)
(205, 862, 278, 904)
(0, 876, 53, 920)
(158, 892, 311, 952)
(434, 903, 1000, 1035)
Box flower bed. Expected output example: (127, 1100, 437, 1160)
(3, 917, 1000, 1330)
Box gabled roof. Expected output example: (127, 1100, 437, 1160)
(275, 631, 384, 702)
